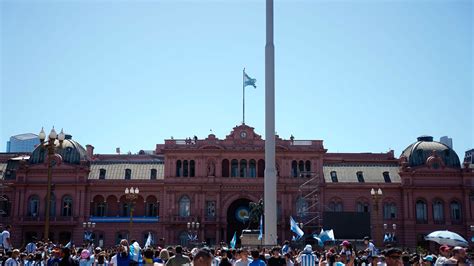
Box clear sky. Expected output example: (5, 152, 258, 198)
(1, 0, 472, 157)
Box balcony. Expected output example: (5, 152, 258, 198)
(89, 216, 159, 223)
(19, 216, 79, 225)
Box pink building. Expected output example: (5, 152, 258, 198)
(0, 124, 472, 249)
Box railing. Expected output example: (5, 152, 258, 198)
(20, 216, 78, 222)
(204, 216, 216, 222)
(89, 216, 159, 223)
(172, 216, 199, 222)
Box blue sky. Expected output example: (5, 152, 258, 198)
(1, 0, 472, 157)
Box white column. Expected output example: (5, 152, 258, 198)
(264, 0, 277, 246)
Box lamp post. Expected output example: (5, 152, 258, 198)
(187, 221, 200, 246)
(125, 187, 139, 240)
(83, 221, 96, 244)
(370, 188, 383, 245)
(39, 127, 65, 241)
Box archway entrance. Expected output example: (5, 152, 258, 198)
(227, 198, 251, 247)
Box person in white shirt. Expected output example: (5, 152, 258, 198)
(5, 249, 20, 266)
(2, 225, 13, 252)
(363, 236, 377, 257)
(234, 249, 253, 266)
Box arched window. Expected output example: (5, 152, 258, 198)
(125, 169, 131, 180)
(179, 196, 190, 217)
(416, 200, 427, 223)
(150, 169, 157, 180)
(99, 169, 106, 179)
(62, 195, 73, 217)
(146, 201, 158, 217)
(240, 159, 247, 177)
(183, 160, 189, 177)
(28, 195, 40, 217)
(298, 161, 305, 177)
(291, 161, 298, 177)
(383, 203, 397, 219)
(249, 160, 257, 178)
(231, 160, 239, 177)
(357, 202, 370, 213)
(433, 200, 444, 223)
(305, 160, 311, 172)
(176, 160, 182, 177)
(257, 159, 265, 177)
(450, 201, 462, 223)
(329, 201, 343, 212)
(190, 160, 195, 177)
(222, 159, 230, 177)
(115, 231, 129, 245)
(296, 197, 308, 217)
(0, 196, 10, 217)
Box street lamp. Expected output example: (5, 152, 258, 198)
(83, 221, 96, 244)
(39, 127, 65, 241)
(187, 221, 200, 245)
(370, 188, 383, 245)
(125, 187, 139, 240)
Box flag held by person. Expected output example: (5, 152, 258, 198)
(230, 232, 237, 249)
(290, 216, 304, 238)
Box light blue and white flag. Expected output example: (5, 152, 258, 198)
(319, 228, 335, 243)
(312, 234, 323, 247)
(145, 232, 153, 248)
(258, 215, 263, 240)
(230, 232, 237, 249)
(244, 70, 257, 88)
(290, 216, 304, 238)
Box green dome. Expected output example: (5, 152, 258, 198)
(30, 135, 88, 165)
(401, 136, 461, 168)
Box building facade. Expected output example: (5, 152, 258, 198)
(6, 133, 39, 153)
(0, 124, 473, 249)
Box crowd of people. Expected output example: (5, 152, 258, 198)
(0, 226, 471, 266)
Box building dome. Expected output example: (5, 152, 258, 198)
(30, 135, 88, 165)
(401, 136, 461, 168)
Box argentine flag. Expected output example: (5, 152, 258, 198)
(290, 216, 304, 239)
(243, 70, 257, 88)
(230, 232, 237, 249)
(258, 215, 263, 240)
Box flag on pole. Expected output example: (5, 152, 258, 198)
(243, 70, 257, 88)
(230, 232, 237, 249)
(290, 216, 304, 238)
(258, 215, 263, 240)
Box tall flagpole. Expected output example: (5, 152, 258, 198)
(264, 0, 277, 246)
(243, 68, 245, 124)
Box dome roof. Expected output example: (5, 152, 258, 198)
(401, 136, 461, 168)
(30, 135, 88, 165)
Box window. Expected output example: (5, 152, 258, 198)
(62, 196, 73, 217)
(116, 231, 129, 245)
(48, 194, 56, 217)
(183, 160, 189, 177)
(450, 201, 462, 223)
(231, 160, 238, 177)
(249, 160, 257, 178)
(150, 169, 157, 180)
(125, 169, 131, 180)
(383, 172, 391, 183)
(176, 160, 182, 177)
(206, 201, 216, 217)
(96, 202, 106, 217)
(433, 200, 444, 223)
(99, 169, 106, 179)
(222, 159, 230, 177)
(356, 171, 365, 183)
(330, 171, 338, 182)
(416, 200, 427, 223)
(190, 160, 195, 177)
(28, 195, 40, 217)
(383, 203, 397, 219)
(240, 159, 247, 177)
(257, 159, 265, 177)
(329, 201, 343, 212)
(298, 161, 304, 177)
(291, 161, 298, 177)
(122, 203, 131, 216)
(296, 197, 308, 217)
(0, 196, 10, 217)
(146, 202, 158, 217)
(357, 202, 370, 213)
(179, 196, 190, 217)
(305, 160, 311, 173)
(179, 231, 189, 247)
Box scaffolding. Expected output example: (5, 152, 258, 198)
(298, 171, 322, 232)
